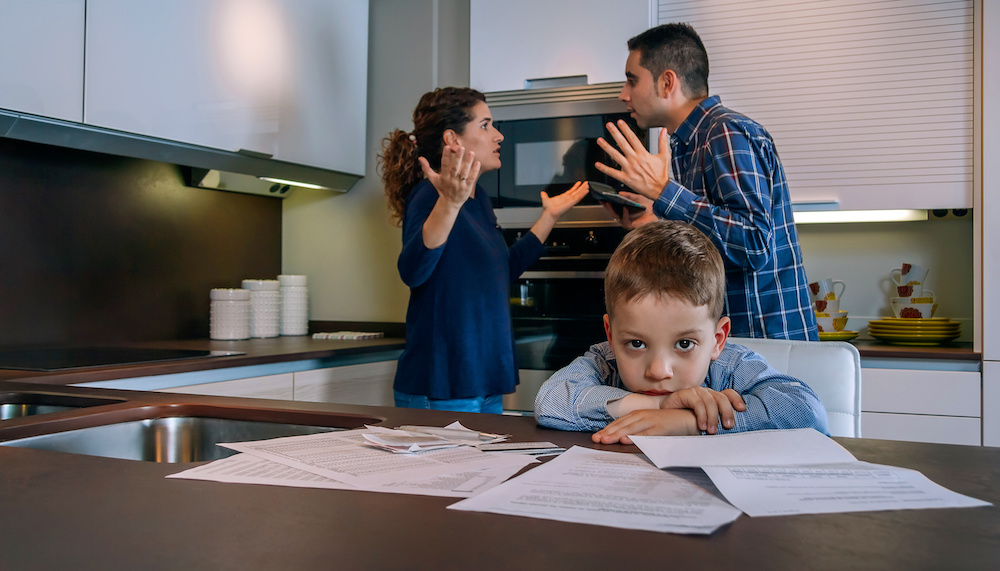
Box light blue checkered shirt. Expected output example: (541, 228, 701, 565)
(534, 342, 829, 435)
(654, 96, 817, 341)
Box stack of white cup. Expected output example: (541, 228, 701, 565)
(242, 279, 281, 338)
(209, 288, 251, 340)
(278, 274, 309, 336)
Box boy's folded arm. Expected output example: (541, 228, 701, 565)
(534, 346, 631, 431)
(593, 409, 701, 444)
(536, 385, 630, 431)
(606, 392, 667, 418)
(710, 348, 830, 435)
(729, 381, 830, 435)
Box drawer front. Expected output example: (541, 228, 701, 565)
(862, 412, 981, 446)
(861, 368, 980, 417)
(294, 361, 397, 407)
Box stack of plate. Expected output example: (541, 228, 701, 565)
(867, 317, 961, 346)
(818, 330, 859, 342)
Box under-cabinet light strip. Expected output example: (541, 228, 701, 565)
(793, 209, 928, 224)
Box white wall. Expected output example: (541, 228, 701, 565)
(282, 0, 470, 323)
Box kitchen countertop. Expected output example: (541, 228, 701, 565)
(0, 382, 997, 570)
(849, 339, 979, 361)
(0, 335, 407, 386)
(0, 334, 979, 390)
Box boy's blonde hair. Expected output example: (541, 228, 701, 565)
(605, 220, 726, 319)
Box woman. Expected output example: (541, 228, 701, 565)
(379, 87, 588, 413)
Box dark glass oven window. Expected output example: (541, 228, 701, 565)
(484, 112, 647, 208)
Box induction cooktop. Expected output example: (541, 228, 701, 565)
(0, 347, 244, 371)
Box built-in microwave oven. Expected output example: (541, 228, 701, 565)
(480, 83, 648, 209)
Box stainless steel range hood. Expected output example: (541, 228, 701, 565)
(485, 81, 626, 121)
(0, 109, 361, 197)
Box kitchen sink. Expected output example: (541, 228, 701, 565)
(0, 405, 381, 463)
(0, 391, 125, 420)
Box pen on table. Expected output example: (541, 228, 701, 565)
(397, 425, 509, 441)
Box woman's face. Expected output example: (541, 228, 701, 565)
(453, 101, 504, 173)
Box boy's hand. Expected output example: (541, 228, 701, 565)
(660, 387, 746, 434)
(592, 409, 697, 444)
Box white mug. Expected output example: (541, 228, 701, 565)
(891, 263, 929, 287)
(809, 278, 846, 302)
(814, 298, 840, 314)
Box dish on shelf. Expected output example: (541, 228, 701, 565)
(868, 331, 961, 346)
(868, 318, 962, 333)
(818, 330, 859, 342)
(868, 323, 960, 333)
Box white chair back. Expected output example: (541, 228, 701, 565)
(729, 337, 862, 438)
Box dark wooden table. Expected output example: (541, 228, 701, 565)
(1, 382, 997, 570)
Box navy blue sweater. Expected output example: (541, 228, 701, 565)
(394, 180, 544, 399)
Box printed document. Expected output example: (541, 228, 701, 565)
(631, 429, 990, 516)
(631, 428, 857, 468)
(167, 452, 532, 498)
(219, 428, 530, 488)
(448, 446, 742, 535)
(702, 461, 991, 516)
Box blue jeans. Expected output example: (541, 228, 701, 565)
(394, 391, 503, 414)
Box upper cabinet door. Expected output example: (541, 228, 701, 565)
(0, 0, 85, 122)
(272, 0, 368, 175)
(84, 0, 368, 174)
(85, 0, 280, 155)
(469, 0, 651, 93)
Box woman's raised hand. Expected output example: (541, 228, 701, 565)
(418, 144, 481, 207)
(528, 181, 590, 244)
(540, 181, 590, 219)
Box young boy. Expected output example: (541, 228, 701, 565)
(534, 220, 829, 444)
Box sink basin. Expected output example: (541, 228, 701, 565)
(0, 405, 381, 463)
(0, 391, 124, 420)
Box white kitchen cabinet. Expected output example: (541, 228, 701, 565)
(469, 0, 650, 93)
(860, 367, 981, 446)
(656, 0, 974, 211)
(293, 361, 396, 407)
(157, 372, 294, 400)
(984, 362, 1000, 447)
(0, 0, 85, 122)
(84, 0, 367, 175)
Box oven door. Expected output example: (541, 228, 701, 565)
(505, 271, 609, 413)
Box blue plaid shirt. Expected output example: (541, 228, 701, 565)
(653, 96, 817, 341)
(534, 342, 829, 436)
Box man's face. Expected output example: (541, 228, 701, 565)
(618, 50, 667, 130)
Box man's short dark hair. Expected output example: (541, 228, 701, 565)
(627, 23, 710, 99)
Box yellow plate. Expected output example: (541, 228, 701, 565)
(818, 330, 859, 341)
(875, 317, 952, 323)
(868, 324, 960, 333)
(869, 331, 960, 346)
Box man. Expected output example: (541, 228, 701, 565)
(596, 23, 817, 341)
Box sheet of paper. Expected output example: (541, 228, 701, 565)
(631, 428, 857, 468)
(702, 461, 992, 516)
(448, 446, 742, 535)
(220, 428, 529, 487)
(167, 453, 533, 498)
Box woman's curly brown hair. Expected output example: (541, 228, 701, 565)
(377, 87, 486, 226)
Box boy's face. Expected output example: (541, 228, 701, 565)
(603, 293, 730, 396)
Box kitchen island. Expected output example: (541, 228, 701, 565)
(0, 381, 997, 570)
